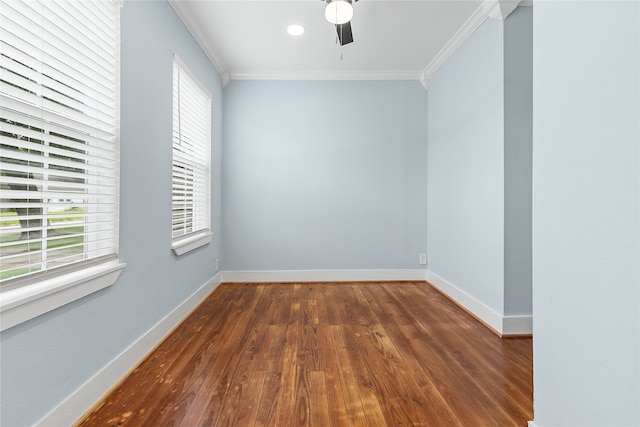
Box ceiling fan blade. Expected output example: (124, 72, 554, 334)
(336, 21, 353, 45)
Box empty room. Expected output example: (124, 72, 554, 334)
(0, 0, 638, 426)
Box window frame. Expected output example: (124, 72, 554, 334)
(0, 0, 125, 331)
(171, 55, 212, 256)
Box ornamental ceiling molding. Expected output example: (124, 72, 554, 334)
(169, 0, 527, 90)
(420, 0, 525, 89)
(169, 0, 231, 88)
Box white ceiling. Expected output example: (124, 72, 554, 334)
(169, 0, 522, 86)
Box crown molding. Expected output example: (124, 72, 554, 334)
(230, 70, 422, 82)
(220, 70, 231, 88)
(483, 0, 521, 20)
(169, 0, 524, 89)
(168, 0, 231, 88)
(420, 0, 523, 89)
(420, 3, 488, 89)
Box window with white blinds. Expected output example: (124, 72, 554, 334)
(172, 56, 211, 245)
(0, 0, 120, 285)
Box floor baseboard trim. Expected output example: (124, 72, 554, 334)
(426, 270, 503, 335)
(426, 270, 532, 337)
(222, 269, 532, 337)
(36, 272, 224, 427)
(503, 314, 533, 336)
(221, 269, 429, 283)
(528, 421, 539, 427)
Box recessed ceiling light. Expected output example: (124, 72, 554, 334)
(287, 24, 305, 36)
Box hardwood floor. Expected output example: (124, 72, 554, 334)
(78, 282, 533, 427)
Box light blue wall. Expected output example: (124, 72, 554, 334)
(427, 8, 534, 317)
(427, 18, 506, 313)
(0, 1, 223, 425)
(503, 6, 533, 316)
(532, 1, 639, 425)
(222, 80, 428, 270)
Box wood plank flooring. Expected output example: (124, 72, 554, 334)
(78, 282, 533, 427)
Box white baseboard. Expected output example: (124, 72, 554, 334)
(222, 269, 532, 336)
(503, 314, 533, 336)
(528, 421, 539, 427)
(425, 270, 532, 336)
(221, 269, 428, 283)
(35, 272, 224, 427)
(426, 270, 504, 334)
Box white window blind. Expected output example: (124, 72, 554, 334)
(172, 56, 211, 241)
(0, 0, 120, 285)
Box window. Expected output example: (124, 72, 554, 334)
(171, 56, 211, 256)
(0, 0, 124, 330)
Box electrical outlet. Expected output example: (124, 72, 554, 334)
(419, 253, 427, 265)
(215, 258, 219, 271)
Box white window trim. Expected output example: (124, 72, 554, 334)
(171, 229, 212, 256)
(0, 260, 125, 331)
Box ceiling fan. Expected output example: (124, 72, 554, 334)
(323, 0, 359, 46)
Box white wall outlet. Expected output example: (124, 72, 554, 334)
(215, 258, 220, 271)
(419, 253, 427, 265)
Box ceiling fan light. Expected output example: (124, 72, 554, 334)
(325, 0, 353, 25)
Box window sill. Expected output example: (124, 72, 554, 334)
(0, 261, 126, 332)
(171, 230, 212, 256)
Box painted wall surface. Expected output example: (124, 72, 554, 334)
(0, 1, 223, 425)
(222, 80, 428, 271)
(532, 1, 639, 425)
(427, 18, 505, 313)
(503, 6, 533, 316)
